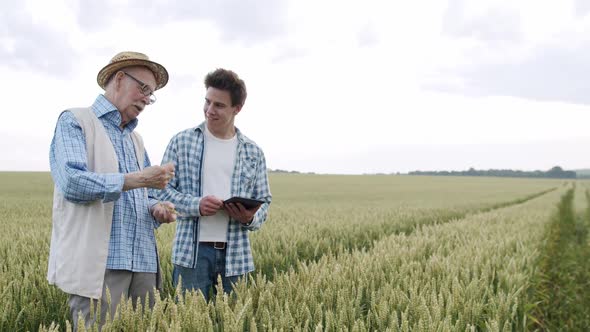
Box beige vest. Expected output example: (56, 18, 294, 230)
(47, 107, 145, 299)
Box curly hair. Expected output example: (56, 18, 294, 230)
(204, 68, 247, 107)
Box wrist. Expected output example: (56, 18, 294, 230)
(243, 217, 254, 226)
(149, 201, 161, 216)
(124, 171, 146, 191)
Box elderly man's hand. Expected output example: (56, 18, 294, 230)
(141, 162, 175, 189)
(151, 201, 177, 224)
(124, 162, 175, 191)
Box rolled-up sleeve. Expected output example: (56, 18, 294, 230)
(241, 149, 272, 231)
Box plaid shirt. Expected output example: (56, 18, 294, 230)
(154, 122, 271, 276)
(49, 95, 160, 273)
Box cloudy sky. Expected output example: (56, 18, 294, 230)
(2, 0, 590, 174)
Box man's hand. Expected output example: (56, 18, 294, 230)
(151, 201, 177, 224)
(225, 202, 260, 225)
(142, 163, 175, 189)
(124, 162, 175, 191)
(199, 195, 224, 216)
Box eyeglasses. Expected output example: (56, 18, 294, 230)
(123, 72, 157, 104)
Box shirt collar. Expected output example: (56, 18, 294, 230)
(196, 121, 244, 142)
(92, 94, 139, 132)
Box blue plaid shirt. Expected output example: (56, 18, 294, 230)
(49, 95, 160, 273)
(153, 122, 272, 276)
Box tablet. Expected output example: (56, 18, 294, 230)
(224, 197, 264, 209)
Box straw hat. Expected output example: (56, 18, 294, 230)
(97, 51, 169, 90)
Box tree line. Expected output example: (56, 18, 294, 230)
(409, 166, 577, 179)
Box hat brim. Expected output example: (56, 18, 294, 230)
(97, 59, 169, 91)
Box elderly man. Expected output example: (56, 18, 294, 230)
(48, 51, 177, 329)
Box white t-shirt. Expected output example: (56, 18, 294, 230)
(199, 126, 238, 242)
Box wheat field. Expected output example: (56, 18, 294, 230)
(0, 172, 585, 331)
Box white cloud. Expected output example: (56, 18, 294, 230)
(1, 0, 589, 173)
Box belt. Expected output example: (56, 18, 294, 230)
(200, 241, 226, 250)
